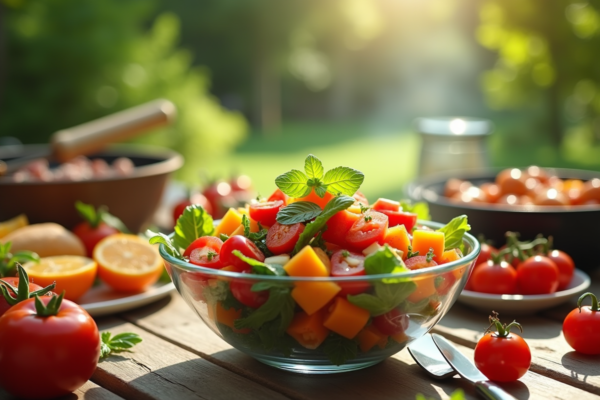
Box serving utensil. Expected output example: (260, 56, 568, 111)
(407, 334, 456, 379)
(432, 334, 518, 400)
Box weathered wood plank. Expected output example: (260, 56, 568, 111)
(120, 293, 598, 400)
(93, 318, 289, 400)
(0, 381, 123, 400)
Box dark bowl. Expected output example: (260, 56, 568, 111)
(0, 144, 183, 232)
(407, 168, 600, 272)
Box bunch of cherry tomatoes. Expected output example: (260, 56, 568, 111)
(465, 233, 574, 295)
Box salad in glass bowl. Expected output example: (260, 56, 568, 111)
(151, 155, 480, 373)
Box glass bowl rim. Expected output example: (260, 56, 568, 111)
(158, 219, 481, 282)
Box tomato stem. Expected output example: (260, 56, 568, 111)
(0, 264, 55, 306)
(425, 248, 434, 263)
(34, 291, 65, 317)
(577, 292, 599, 312)
(485, 311, 523, 338)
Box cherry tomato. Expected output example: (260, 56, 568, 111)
(563, 292, 600, 355)
(184, 236, 224, 269)
(0, 296, 100, 399)
(378, 210, 417, 232)
(372, 198, 400, 212)
(352, 190, 369, 206)
(249, 200, 284, 227)
(372, 309, 409, 335)
(547, 249, 575, 291)
(203, 181, 234, 219)
(73, 221, 119, 257)
(345, 211, 388, 251)
(230, 275, 269, 309)
(474, 315, 531, 382)
(405, 255, 437, 270)
(267, 188, 289, 203)
(471, 260, 518, 294)
(496, 168, 528, 196)
(266, 222, 305, 254)
(330, 250, 370, 296)
(465, 243, 498, 290)
(516, 255, 559, 294)
(220, 235, 265, 272)
(322, 210, 360, 247)
(173, 192, 213, 223)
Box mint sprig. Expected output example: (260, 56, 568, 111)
(275, 154, 364, 199)
(276, 201, 322, 225)
(100, 332, 143, 359)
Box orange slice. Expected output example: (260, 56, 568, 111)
(93, 234, 163, 293)
(22, 256, 97, 301)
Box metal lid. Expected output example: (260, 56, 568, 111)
(415, 117, 493, 137)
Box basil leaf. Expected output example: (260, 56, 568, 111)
(348, 280, 416, 316)
(400, 200, 431, 221)
(234, 286, 295, 330)
(292, 195, 355, 254)
(231, 250, 286, 276)
(304, 154, 324, 180)
(437, 215, 470, 251)
(363, 245, 408, 275)
(275, 169, 311, 198)
(99, 331, 143, 359)
(148, 231, 183, 260)
(323, 166, 364, 196)
(173, 205, 214, 250)
(276, 201, 322, 225)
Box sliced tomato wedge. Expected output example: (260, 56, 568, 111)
(267, 188, 289, 204)
(345, 211, 388, 251)
(330, 250, 370, 296)
(184, 236, 224, 269)
(352, 190, 369, 206)
(249, 200, 284, 227)
(378, 210, 417, 232)
(322, 210, 361, 247)
(220, 235, 265, 272)
(266, 222, 305, 254)
(372, 198, 400, 212)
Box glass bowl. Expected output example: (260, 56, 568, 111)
(159, 220, 480, 374)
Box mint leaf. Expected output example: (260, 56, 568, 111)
(348, 280, 416, 316)
(99, 331, 142, 360)
(363, 245, 409, 275)
(322, 334, 358, 366)
(400, 200, 431, 221)
(275, 169, 311, 198)
(323, 166, 364, 196)
(173, 205, 214, 250)
(292, 195, 355, 254)
(234, 286, 295, 331)
(231, 250, 286, 276)
(276, 201, 322, 225)
(304, 154, 324, 180)
(437, 215, 470, 251)
(148, 231, 183, 260)
(314, 184, 328, 198)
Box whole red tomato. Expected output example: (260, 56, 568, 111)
(73, 221, 119, 257)
(0, 294, 100, 399)
(474, 314, 531, 382)
(547, 249, 575, 291)
(516, 255, 559, 294)
(471, 258, 518, 295)
(563, 292, 600, 355)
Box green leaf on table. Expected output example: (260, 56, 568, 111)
(322, 334, 358, 366)
(437, 215, 470, 251)
(400, 200, 431, 221)
(100, 331, 142, 359)
(276, 201, 322, 225)
(148, 231, 183, 260)
(275, 169, 311, 198)
(234, 286, 294, 332)
(292, 195, 355, 254)
(304, 154, 324, 180)
(173, 205, 214, 250)
(323, 166, 364, 196)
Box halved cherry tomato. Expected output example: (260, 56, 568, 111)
(345, 211, 388, 251)
(184, 236, 224, 269)
(372, 198, 400, 212)
(322, 210, 361, 247)
(405, 255, 437, 270)
(471, 260, 517, 294)
(353, 190, 369, 206)
(267, 188, 289, 204)
(516, 255, 559, 295)
(220, 235, 265, 272)
(547, 250, 575, 291)
(266, 222, 305, 254)
(372, 309, 409, 335)
(249, 200, 284, 227)
(230, 275, 269, 308)
(330, 250, 370, 296)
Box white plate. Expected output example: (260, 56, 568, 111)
(77, 281, 176, 317)
(457, 269, 591, 315)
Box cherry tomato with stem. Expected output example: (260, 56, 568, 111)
(471, 252, 518, 295)
(249, 200, 284, 227)
(516, 255, 559, 295)
(184, 236, 224, 269)
(562, 292, 600, 355)
(345, 211, 388, 251)
(220, 235, 265, 272)
(230, 274, 269, 309)
(330, 249, 370, 296)
(266, 222, 305, 254)
(372, 309, 409, 336)
(474, 313, 531, 382)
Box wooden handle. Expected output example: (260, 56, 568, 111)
(50, 99, 176, 162)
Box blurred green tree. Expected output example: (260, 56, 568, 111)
(0, 0, 247, 164)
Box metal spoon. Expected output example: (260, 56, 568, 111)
(408, 333, 456, 379)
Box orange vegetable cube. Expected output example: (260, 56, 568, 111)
(214, 208, 243, 237)
(229, 224, 244, 237)
(286, 310, 330, 349)
(411, 230, 445, 262)
(292, 281, 341, 315)
(323, 297, 370, 339)
(284, 246, 329, 277)
(439, 248, 461, 264)
(357, 325, 388, 353)
(237, 208, 261, 232)
(313, 247, 331, 274)
(383, 225, 411, 259)
(391, 331, 409, 344)
(215, 302, 250, 334)
(407, 274, 437, 303)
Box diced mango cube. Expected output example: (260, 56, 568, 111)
(214, 208, 243, 237)
(284, 246, 329, 277)
(383, 225, 411, 260)
(323, 297, 370, 339)
(286, 310, 330, 349)
(292, 281, 341, 315)
(411, 230, 445, 261)
(357, 325, 388, 353)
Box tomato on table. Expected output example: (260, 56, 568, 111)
(230, 274, 269, 308)
(0, 294, 101, 399)
(330, 249, 370, 296)
(345, 211, 388, 251)
(249, 200, 284, 227)
(474, 313, 531, 382)
(562, 292, 600, 355)
(220, 235, 265, 272)
(184, 236, 224, 269)
(372, 309, 409, 336)
(322, 210, 361, 247)
(471, 258, 517, 295)
(516, 255, 559, 295)
(266, 222, 305, 254)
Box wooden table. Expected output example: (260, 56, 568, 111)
(2, 271, 599, 400)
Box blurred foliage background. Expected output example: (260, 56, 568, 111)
(2, 0, 600, 198)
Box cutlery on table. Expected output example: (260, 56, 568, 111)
(431, 333, 518, 400)
(408, 334, 456, 379)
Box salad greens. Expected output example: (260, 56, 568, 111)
(240, 215, 272, 257)
(173, 205, 214, 250)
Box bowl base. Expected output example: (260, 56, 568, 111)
(254, 356, 383, 374)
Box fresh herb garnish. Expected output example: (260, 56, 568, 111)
(292, 195, 355, 254)
(341, 250, 350, 258)
(399, 200, 431, 221)
(364, 215, 372, 222)
(275, 154, 364, 199)
(358, 203, 370, 213)
(347, 280, 416, 316)
(406, 245, 419, 259)
(148, 231, 183, 260)
(0, 242, 39, 278)
(173, 205, 214, 250)
(99, 332, 143, 359)
(231, 250, 286, 276)
(241, 215, 273, 257)
(322, 334, 358, 366)
(362, 245, 408, 276)
(234, 286, 295, 332)
(437, 215, 470, 251)
(276, 201, 322, 225)
(75, 201, 130, 233)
